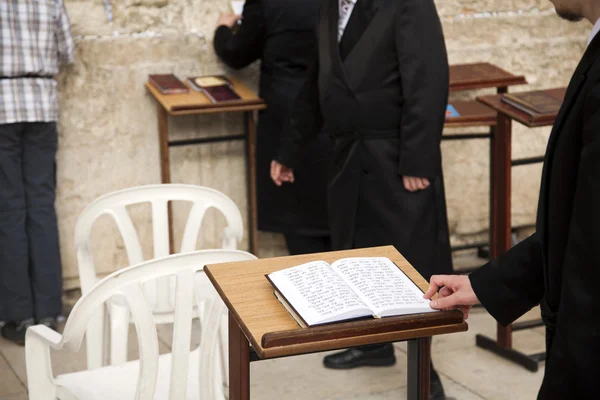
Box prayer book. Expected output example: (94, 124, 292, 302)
(148, 74, 189, 94)
(266, 257, 437, 328)
(501, 91, 562, 116)
(187, 75, 242, 103)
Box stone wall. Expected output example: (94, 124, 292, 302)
(56, 0, 589, 288)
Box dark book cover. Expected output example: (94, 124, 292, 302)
(501, 91, 562, 115)
(148, 74, 189, 94)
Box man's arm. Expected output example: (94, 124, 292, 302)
(213, 0, 266, 69)
(395, 0, 448, 179)
(56, 0, 75, 66)
(469, 233, 545, 326)
(426, 233, 545, 324)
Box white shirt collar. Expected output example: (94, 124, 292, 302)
(588, 18, 600, 46)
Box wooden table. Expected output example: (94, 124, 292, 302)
(475, 88, 566, 371)
(146, 78, 266, 255)
(444, 63, 528, 256)
(205, 246, 467, 400)
(449, 62, 527, 93)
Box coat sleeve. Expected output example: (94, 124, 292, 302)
(274, 40, 323, 168)
(213, 0, 266, 69)
(469, 233, 545, 326)
(395, 0, 448, 179)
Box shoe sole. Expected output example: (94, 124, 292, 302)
(323, 357, 397, 369)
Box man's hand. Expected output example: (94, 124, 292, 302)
(217, 12, 240, 29)
(403, 176, 430, 192)
(424, 275, 480, 319)
(270, 160, 295, 186)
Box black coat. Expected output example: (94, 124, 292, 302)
(470, 33, 600, 397)
(214, 0, 331, 235)
(277, 0, 452, 280)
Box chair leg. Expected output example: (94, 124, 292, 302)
(86, 307, 106, 369)
(219, 315, 229, 393)
(109, 304, 131, 365)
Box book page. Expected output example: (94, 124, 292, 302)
(268, 261, 372, 326)
(231, 1, 245, 15)
(331, 257, 436, 317)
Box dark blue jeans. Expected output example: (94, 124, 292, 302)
(0, 122, 62, 321)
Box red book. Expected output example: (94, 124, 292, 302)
(148, 74, 189, 94)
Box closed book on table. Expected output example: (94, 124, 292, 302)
(266, 257, 437, 328)
(148, 74, 189, 94)
(501, 91, 563, 116)
(187, 75, 242, 104)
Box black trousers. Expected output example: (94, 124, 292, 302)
(0, 122, 62, 321)
(284, 233, 331, 256)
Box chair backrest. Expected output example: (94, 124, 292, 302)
(59, 249, 257, 400)
(74, 184, 244, 297)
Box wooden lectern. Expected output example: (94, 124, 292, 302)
(474, 88, 566, 371)
(205, 246, 467, 400)
(146, 77, 266, 256)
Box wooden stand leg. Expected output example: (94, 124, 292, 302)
(476, 112, 541, 371)
(157, 105, 175, 254)
(407, 337, 431, 400)
(492, 113, 513, 344)
(244, 112, 259, 256)
(229, 312, 250, 400)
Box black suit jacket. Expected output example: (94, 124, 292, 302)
(276, 0, 452, 279)
(470, 33, 600, 397)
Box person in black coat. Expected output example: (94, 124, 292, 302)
(213, 0, 332, 256)
(270, 0, 451, 398)
(425, 1, 600, 397)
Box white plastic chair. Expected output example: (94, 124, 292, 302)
(26, 249, 256, 400)
(74, 184, 244, 368)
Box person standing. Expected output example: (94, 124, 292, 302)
(0, 0, 75, 344)
(271, 0, 452, 398)
(213, 0, 332, 256)
(425, 0, 600, 397)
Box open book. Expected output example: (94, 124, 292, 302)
(266, 257, 437, 328)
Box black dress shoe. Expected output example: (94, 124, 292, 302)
(430, 365, 446, 400)
(323, 344, 396, 369)
(0, 318, 35, 346)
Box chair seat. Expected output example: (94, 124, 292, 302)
(56, 349, 203, 400)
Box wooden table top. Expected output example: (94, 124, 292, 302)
(450, 62, 527, 92)
(445, 100, 497, 128)
(477, 87, 566, 127)
(205, 246, 467, 359)
(145, 76, 266, 116)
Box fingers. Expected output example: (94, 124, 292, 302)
(403, 176, 416, 192)
(430, 293, 461, 310)
(423, 278, 441, 299)
(270, 161, 282, 186)
(403, 177, 431, 192)
(439, 286, 453, 297)
(424, 274, 452, 299)
(270, 161, 294, 186)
